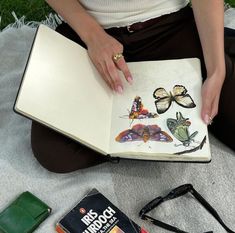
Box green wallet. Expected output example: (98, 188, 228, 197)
(0, 191, 51, 233)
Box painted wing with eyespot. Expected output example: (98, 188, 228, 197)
(167, 112, 198, 146)
(153, 88, 172, 114)
(174, 125, 191, 143)
(129, 96, 158, 119)
(172, 85, 196, 109)
(146, 125, 173, 142)
(130, 96, 142, 113)
(115, 128, 142, 143)
(131, 124, 172, 142)
(115, 124, 173, 143)
(167, 112, 191, 143)
(153, 85, 196, 114)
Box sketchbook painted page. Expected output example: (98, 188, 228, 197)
(15, 25, 113, 155)
(109, 58, 211, 161)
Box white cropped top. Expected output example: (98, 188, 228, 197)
(79, 0, 190, 28)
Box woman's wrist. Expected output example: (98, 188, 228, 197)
(80, 25, 106, 47)
(206, 63, 226, 81)
(204, 50, 225, 79)
(69, 10, 105, 47)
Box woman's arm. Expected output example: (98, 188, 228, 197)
(45, 0, 103, 45)
(191, 0, 225, 124)
(45, 0, 132, 93)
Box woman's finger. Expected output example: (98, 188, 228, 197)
(211, 95, 220, 119)
(201, 93, 212, 125)
(115, 56, 133, 84)
(95, 62, 113, 90)
(105, 59, 123, 93)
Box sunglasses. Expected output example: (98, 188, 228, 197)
(139, 184, 234, 233)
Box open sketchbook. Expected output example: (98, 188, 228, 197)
(14, 25, 211, 162)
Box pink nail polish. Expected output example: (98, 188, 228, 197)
(116, 85, 123, 94)
(127, 76, 133, 84)
(204, 114, 210, 125)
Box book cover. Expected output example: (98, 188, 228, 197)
(14, 25, 211, 162)
(55, 189, 148, 233)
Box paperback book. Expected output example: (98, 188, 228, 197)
(55, 189, 148, 233)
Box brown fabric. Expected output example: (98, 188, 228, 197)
(125, 10, 175, 32)
(31, 122, 108, 173)
(31, 5, 235, 173)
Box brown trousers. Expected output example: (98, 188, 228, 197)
(31, 6, 235, 173)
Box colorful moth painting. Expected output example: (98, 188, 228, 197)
(128, 96, 158, 120)
(115, 124, 173, 143)
(167, 112, 198, 147)
(153, 85, 196, 114)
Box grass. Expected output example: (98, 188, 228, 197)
(226, 0, 235, 6)
(0, 0, 54, 30)
(0, 0, 235, 30)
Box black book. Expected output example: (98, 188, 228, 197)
(56, 189, 148, 233)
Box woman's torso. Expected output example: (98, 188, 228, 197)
(79, 0, 190, 28)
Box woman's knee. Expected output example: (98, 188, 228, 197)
(31, 139, 108, 173)
(31, 121, 80, 173)
(31, 134, 72, 173)
(30, 121, 108, 173)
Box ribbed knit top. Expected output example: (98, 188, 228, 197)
(79, 0, 189, 28)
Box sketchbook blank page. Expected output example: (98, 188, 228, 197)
(15, 25, 113, 154)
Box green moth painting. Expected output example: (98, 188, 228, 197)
(167, 112, 198, 147)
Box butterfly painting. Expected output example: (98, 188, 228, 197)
(115, 124, 173, 143)
(128, 96, 158, 120)
(167, 112, 198, 147)
(153, 85, 196, 114)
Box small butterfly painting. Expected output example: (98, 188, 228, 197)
(153, 85, 196, 114)
(129, 96, 158, 120)
(167, 112, 198, 147)
(115, 124, 173, 143)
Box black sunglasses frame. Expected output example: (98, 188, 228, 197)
(139, 184, 234, 233)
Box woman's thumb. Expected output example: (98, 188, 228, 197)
(201, 94, 212, 125)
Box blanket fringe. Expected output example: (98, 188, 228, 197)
(0, 11, 63, 32)
(225, 3, 232, 11)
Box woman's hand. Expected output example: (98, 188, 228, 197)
(201, 72, 225, 125)
(86, 31, 132, 93)
(45, 0, 132, 93)
(191, 0, 225, 125)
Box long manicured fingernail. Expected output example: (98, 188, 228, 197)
(116, 85, 123, 94)
(127, 76, 133, 84)
(204, 114, 210, 125)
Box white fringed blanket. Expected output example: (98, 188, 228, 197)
(0, 9, 235, 233)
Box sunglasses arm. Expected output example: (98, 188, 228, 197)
(139, 184, 193, 218)
(191, 188, 235, 233)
